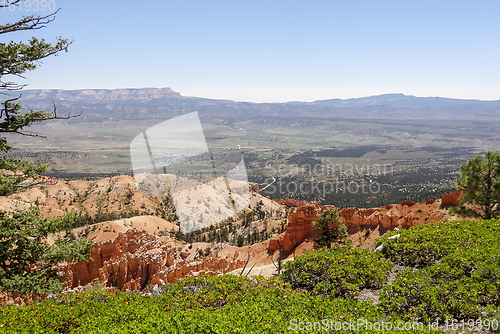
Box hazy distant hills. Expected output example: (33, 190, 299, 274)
(17, 87, 181, 101)
(4, 88, 499, 187)
(307, 93, 500, 108)
(8, 88, 500, 121)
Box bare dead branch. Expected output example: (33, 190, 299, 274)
(48, 98, 83, 120)
(239, 252, 251, 276)
(244, 261, 257, 277)
(1, 96, 82, 136)
(0, 82, 28, 92)
(0, 10, 60, 35)
(0, 0, 21, 7)
(10, 131, 46, 138)
(13, 177, 57, 188)
(271, 245, 284, 275)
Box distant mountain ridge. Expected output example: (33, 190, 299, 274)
(295, 93, 500, 108)
(16, 87, 181, 101)
(13, 88, 500, 106)
(8, 88, 500, 120)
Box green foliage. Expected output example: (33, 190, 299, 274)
(0, 100, 55, 135)
(0, 4, 73, 196)
(0, 5, 92, 298)
(1, 6, 71, 91)
(486, 306, 500, 333)
(313, 208, 348, 249)
(236, 234, 245, 247)
(281, 245, 394, 298)
(0, 207, 93, 296)
(451, 151, 500, 219)
(378, 219, 500, 322)
(0, 97, 55, 196)
(3, 218, 499, 330)
(0, 275, 441, 333)
(376, 219, 500, 267)
(0, 155, 49, 196)
(0, 36, 69, 84)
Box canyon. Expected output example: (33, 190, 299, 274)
(0, 175, 463, 304)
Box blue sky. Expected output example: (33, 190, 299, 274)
(4, 0, 500, 102)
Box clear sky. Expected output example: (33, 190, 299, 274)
(3, 0, 500, 102)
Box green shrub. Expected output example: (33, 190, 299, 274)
(380, 268, 492, 323)
(0, 275, 443, 333)
(486, 306, 500, 333)
(280, 245, 394, 298)
(312, 209, 348, 249)
(376, 219, 500, 268)
(379, 219, 500, 322)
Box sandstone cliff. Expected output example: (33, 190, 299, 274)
(268, 191, 461, 253)
(21, 88, 182, 101)
(61, 229, 246, 291)
(0, 171, 464, 303)
(441, 191, 463, 207)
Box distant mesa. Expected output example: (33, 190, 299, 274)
(19, 87, 182, 101)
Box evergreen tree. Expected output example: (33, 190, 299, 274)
(236, 235, 244, 247)
(0, 209, 93, 295)
(0, 2, 90, 295)
(312, 209, 348, 249)
(1, 2, 78, 194)
(450, 151, 500, 219)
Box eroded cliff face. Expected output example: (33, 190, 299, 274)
(268, 191, 462, 253)
(0, 169, 463, 303)
(268, 201, 321, 253)
(339, 199, 443, 228)
(61, 230, 246, 291)
(51, 189, 464, 293)
(441, 191, 463, 207)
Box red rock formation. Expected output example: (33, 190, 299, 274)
(0, 292, 41, 306)
(149, 252, 243, 287)
(441, 190, 463, 207)
(268, 197, 447, 253)
(61, 230, 245, 291)
(277, 198, 315, 208)
(269, 202, 322, 253)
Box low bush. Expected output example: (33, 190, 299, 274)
(0, 275, 441, 333)
(280, 245, 394, 298)
(376, 219, 500, 268)
(379, 219, 500, 322)
(3, 219, 500, 332)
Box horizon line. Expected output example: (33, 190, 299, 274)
(13, 87, 500, 104)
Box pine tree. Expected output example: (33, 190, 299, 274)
(312, 209, 348, 249)
(0, 1, 91, 296)
(450, 151, 500, 219)
(1, 2, 79, 194)
(236, 235, 245, 247)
